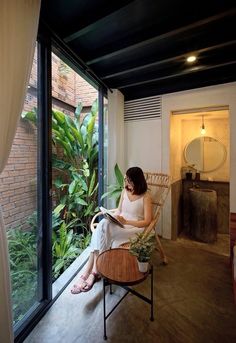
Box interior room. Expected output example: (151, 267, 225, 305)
(1, 1, 236, 343)
(171, 107, 230, 250)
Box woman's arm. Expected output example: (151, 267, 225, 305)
(117, 193, 153, 228)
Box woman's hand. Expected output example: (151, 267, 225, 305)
(116, 215, 127, 225)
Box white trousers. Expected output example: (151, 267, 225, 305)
(89, 218, 144, 252)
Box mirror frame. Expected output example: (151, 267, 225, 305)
(184, 136, 227, 173)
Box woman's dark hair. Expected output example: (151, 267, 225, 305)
(126, 167, 147, 195)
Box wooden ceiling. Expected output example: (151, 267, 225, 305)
(40, 0, 236, 100)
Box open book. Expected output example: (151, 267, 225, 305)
(100, 206, 124, 228)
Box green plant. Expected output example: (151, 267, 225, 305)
(129, 231, 156, 262)
(101, 163, 124, 206)
(21, 101, 98, 280)
(52, 221, 80, 280)
(7, 227, 37, 325)
(22, 100, 99, 232)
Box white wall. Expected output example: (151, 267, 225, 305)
(162, 82, 236, 238)
(124, 119, 162, 171)
(107, 89, 125, 179)
(107, 89, 125, 208)
(123, 82, 236, 239)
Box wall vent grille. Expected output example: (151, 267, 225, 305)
(124, 95, 162, 121)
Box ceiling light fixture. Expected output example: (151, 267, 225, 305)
(201, 115, 206, 135)
(186, 55, 197, 63)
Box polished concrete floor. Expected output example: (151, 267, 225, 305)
(24, 236, 236, 343)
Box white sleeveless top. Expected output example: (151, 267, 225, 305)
(120, 191, 144, 224)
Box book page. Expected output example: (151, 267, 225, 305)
(100, 206, 124, 228)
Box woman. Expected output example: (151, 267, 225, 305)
(71, 166, 153, 294)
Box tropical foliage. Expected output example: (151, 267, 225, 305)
(7, 226, 37, 325)
(20, 100, 99, 279)
(101, 163, 124, 206)
(9, 101, 98, 325)
(22, 99, 99, 232)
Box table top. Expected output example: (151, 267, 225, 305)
(96, 248, 149, 286)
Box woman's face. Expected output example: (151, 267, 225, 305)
(124, 175, 134, 193)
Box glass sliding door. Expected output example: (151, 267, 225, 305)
(1, 44, 41, 329)
(51, 50, 99, 291)
(0, 39, 53, 342)
(0, 34, 109, 341)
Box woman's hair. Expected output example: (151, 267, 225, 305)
(126, 167, 147, 195)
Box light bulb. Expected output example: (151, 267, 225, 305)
(187, 55, 197, 63)
(200, 115, 206, 135)
(201, 126, 206, 135)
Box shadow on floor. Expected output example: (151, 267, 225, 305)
(24, 238, 236, 343)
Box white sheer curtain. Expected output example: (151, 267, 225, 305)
(0, 1, 41, 342)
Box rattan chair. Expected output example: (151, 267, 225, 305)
(90, 172, 171, 264)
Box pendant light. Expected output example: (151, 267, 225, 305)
(201, 115, 206, 135)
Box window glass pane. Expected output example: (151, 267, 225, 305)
(51, 53, 99, 288)
(1, 45, 39, 326)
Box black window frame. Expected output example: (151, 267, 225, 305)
(15, 21, 108, 343)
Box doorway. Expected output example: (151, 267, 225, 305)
(170, 106, 230, 256)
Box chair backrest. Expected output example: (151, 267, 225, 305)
(143, 172, 171, 234)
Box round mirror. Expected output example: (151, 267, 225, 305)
(184, 136, 227, 172)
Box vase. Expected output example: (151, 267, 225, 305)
(195, 172, 200, 181)
(186, 172, 192, 180)
(137, 260, 149, 273)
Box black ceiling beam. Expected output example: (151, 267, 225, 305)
(39, 20, 112, 94)
(118, 60, 236, 89)
(123, 68, 236, 100)
(86, 8, 236, 65)
(101, 40, 236, 80)
(64, 1, 136, 43)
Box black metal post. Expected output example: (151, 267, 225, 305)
(103, 279, 107, 340)
(109, 283, 113, 294)
(150, 266, 154, 321)
(98, 88, 104, 207)
(38, 37, 52, 302)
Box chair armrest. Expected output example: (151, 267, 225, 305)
(90, 208, 118, 233)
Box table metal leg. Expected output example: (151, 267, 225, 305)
(103, 279, 107, 340)
(150, 266, 154, 321)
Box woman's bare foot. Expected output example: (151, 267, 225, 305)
(82, 272, 101, 292)
(71, 273, 89, 294)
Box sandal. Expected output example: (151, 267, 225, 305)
(82, 272, 101, 292)
(71, 274, 88, 294)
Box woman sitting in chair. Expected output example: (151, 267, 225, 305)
(71, 166, 153, 294)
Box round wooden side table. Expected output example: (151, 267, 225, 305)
(97, 248, 154, 340)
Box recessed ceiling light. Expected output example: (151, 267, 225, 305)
(186, 55, 197, 63)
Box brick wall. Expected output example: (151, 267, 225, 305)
(0, 48, 98, 230)
(0, 121, 37, 228)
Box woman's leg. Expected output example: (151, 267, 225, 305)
(83, 251, 100, 291)
(72, 219, 114, 293)
(71, 252, 95, 293)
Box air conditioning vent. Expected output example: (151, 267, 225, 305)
(124, 95, 162, 121)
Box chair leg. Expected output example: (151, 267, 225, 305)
(155, 234, 168, 265)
